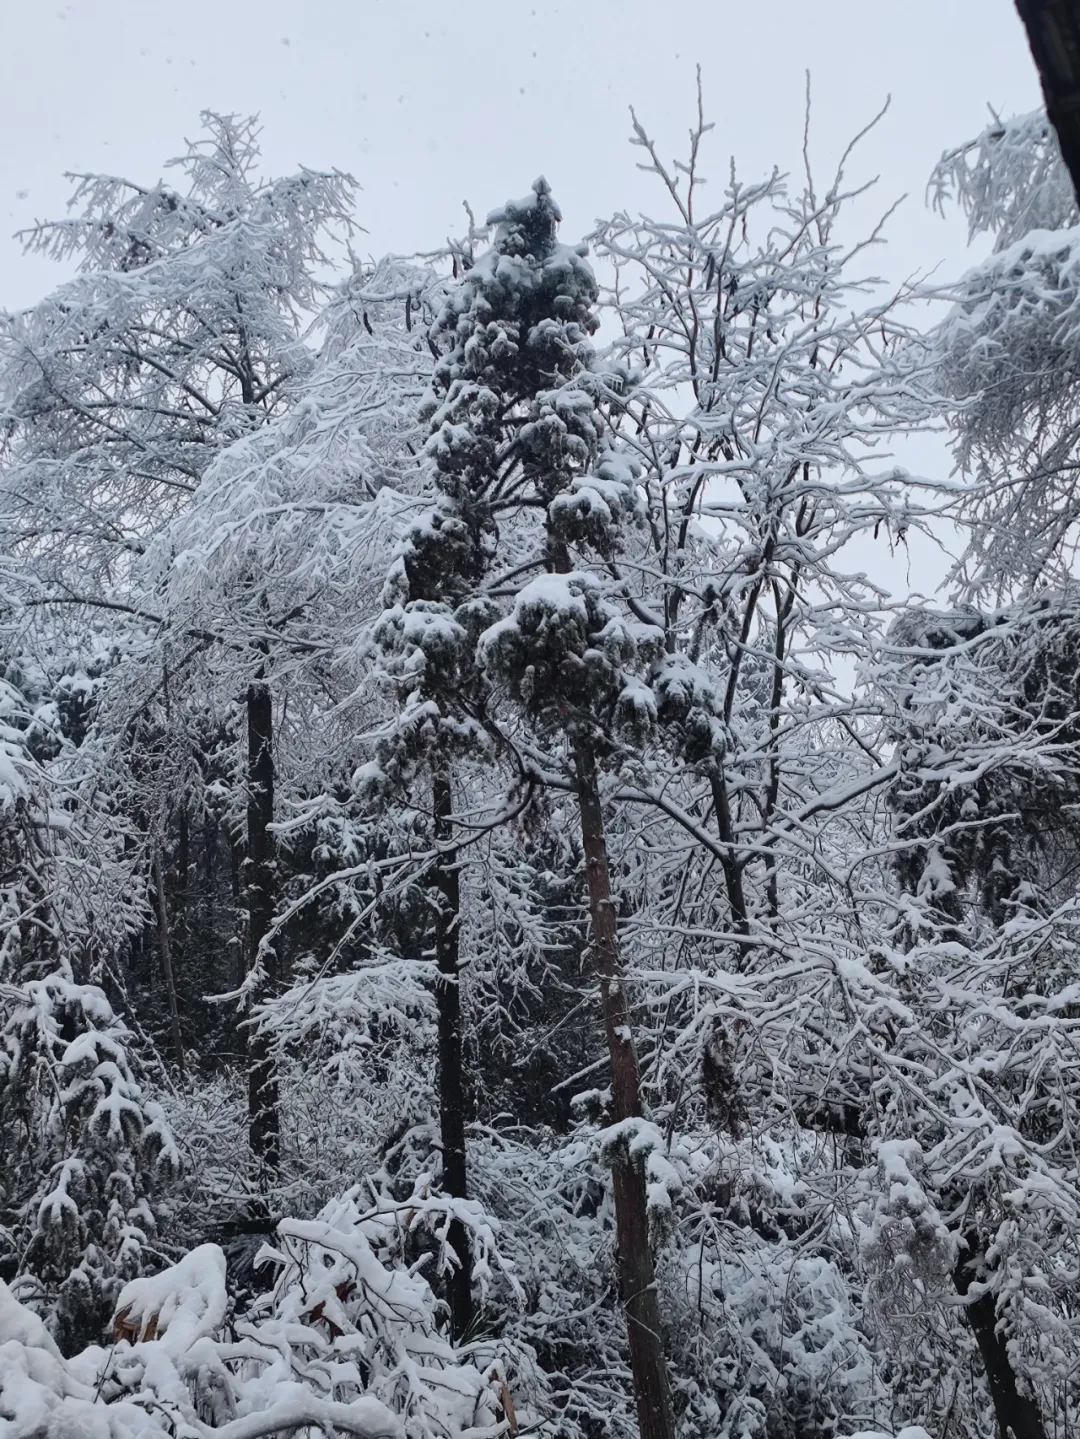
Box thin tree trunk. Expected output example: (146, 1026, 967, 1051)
(246, 676, 280, 1177)
(1014, 0, 1080, 202)
(762, 576, 797, 921)
(152, 850, 185, 1077)
(573, 736, 676, 1439)
(176, 806, 190, 949)
(432, 763, 474, 1343)
(954, 1235, 1047, 1439)
(708, 770, 750, 941)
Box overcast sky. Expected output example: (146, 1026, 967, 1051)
(0, 0, 1045, 602)
(0, 0, 1041, 303)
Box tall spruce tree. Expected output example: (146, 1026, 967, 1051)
(369, 181, 626, 1352)
(472, 184, 676, 1439)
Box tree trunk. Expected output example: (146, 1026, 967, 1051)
(176, 806, 190, 952)
(432, 763, 474, 1343)
(954, 1235, 1047, 1439)
(708, 771, 750, 941)
(573, 736, 676, 1439)
(1014, 0, 1080, 202)
(152, 850, 185, 1077)
(246, 676, 280, 1177)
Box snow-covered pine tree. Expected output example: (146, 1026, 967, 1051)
(0, 666, 179, 1353)
(457, 179, 677, 1439)
(366, 188, 603, 1343)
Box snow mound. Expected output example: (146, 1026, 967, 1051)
(113, 1243, 228, 1353)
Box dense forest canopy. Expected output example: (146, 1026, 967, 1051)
(0, 80, 1079, 1439)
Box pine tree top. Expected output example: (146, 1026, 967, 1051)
(486, 176, 562, 258)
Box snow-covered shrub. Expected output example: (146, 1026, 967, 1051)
(0, 1185, 533, 1439)
(0, 976, 180, 1355)
(0, 674, 180, 1353)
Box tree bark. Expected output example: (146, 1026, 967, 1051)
(573, 736, 676, 1439)
(152, 850, 185, 1077)
(176, 805, 190, 952)
(708, 771, 750, 941)
(432, 763, 474, 1343)
(954, 1235, 1047, 1439)
(1014, 0, 1080, 202)
(246, 676, 280, 1177)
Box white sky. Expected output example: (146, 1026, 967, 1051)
(0, 0, 1045, 602)
(0, 0, 1041, 304)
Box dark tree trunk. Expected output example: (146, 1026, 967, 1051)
(246, 676, 280, 1177)
(954, 1235, 1047, 1439)
(708, 771, 750, 940)
(152, 851, 185, 1077)
(1015, 0, 1080, 201)
(432, 764, 474, 1343)
(573, 737, 676, 1439)
(176, 806, 190, 951)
